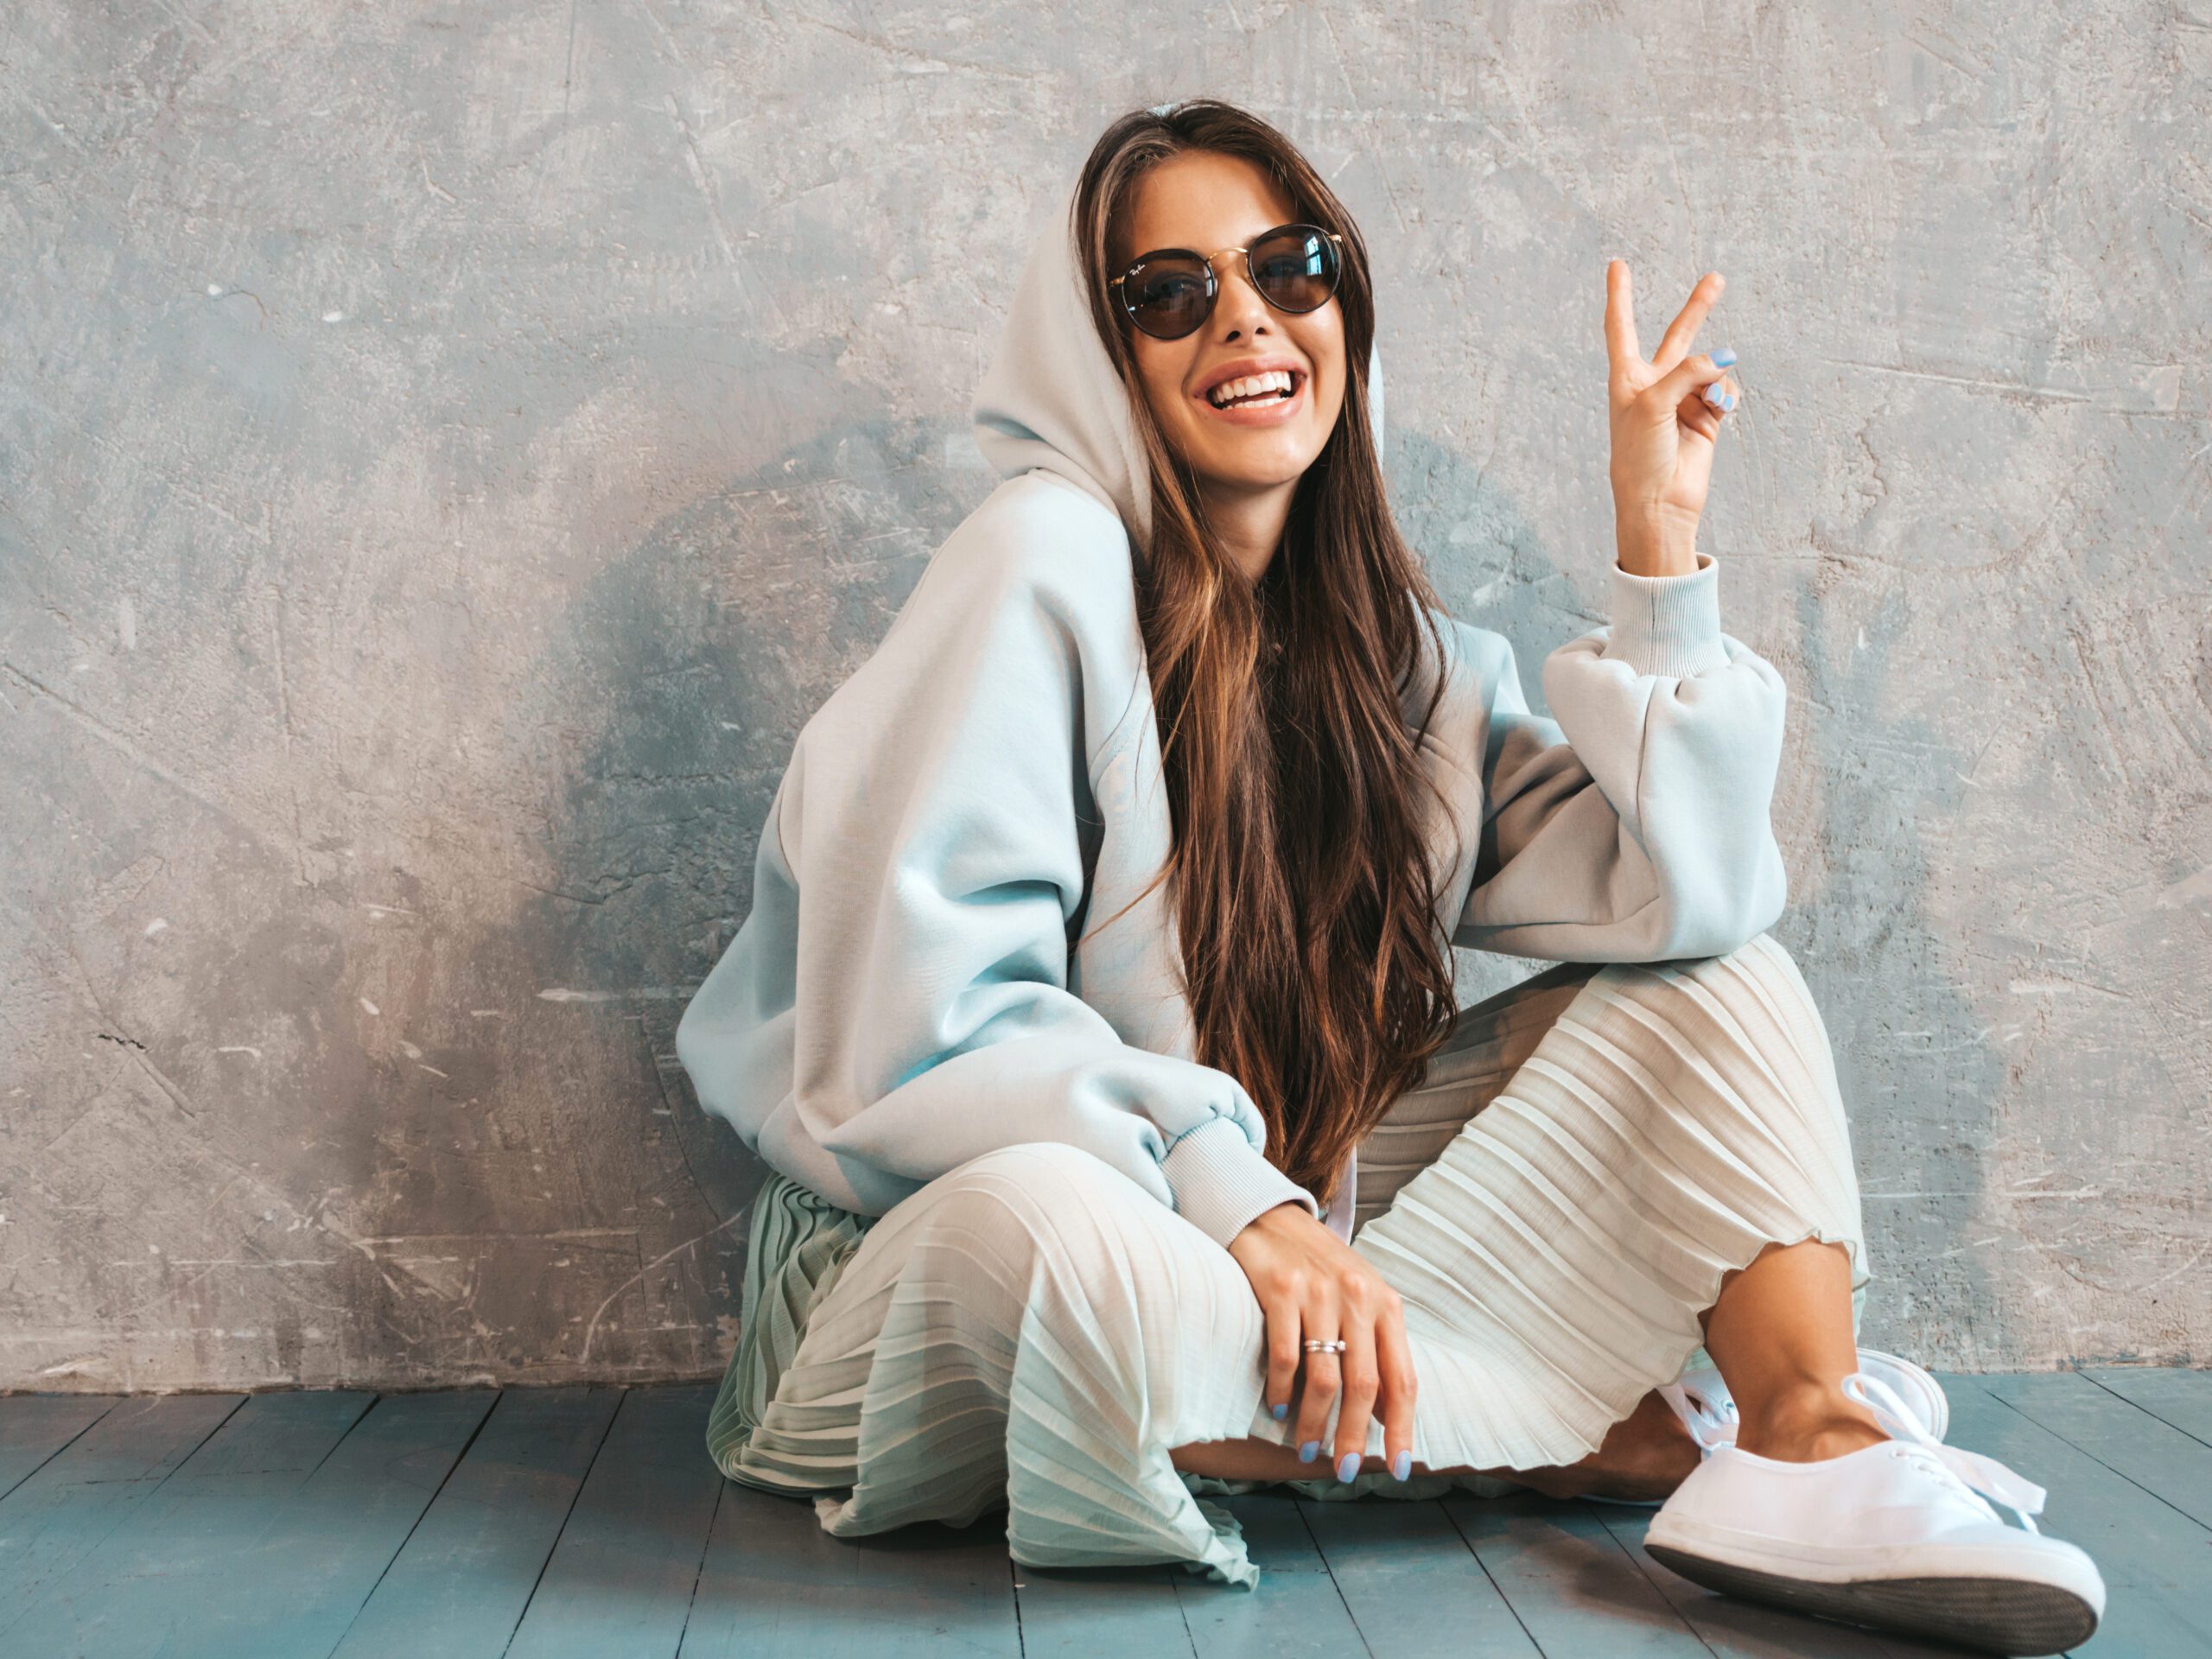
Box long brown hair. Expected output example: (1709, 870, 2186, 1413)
(1071, 100, 1461, 1211)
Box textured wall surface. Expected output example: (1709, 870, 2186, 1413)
(3, 3, 2206, 1391)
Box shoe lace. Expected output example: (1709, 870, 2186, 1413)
(1658, 1379, 1735, 1454)
(1841, 1370, 2047, 1534)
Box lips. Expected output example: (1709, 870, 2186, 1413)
(1193, 367, 1310, 427)
(1192, 355, 1310, 404)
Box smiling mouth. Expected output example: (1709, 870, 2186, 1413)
(1202, 369, 1306, 410)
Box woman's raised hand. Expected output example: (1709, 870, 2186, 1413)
(1604, 260, 1740, 576)
(1227, 1199, 1416, 1484)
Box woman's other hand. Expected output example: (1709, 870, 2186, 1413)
(1604, 259, 1740, 577)
(1226, 1199, 1416, 1484)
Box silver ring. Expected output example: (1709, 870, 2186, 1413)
(1301, 1338, 1347, 1355)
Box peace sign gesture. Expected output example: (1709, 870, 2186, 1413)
(1604, 262, 1741, 577)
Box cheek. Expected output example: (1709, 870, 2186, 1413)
(1301, 323, 1350, 422)
(1132, 347, 1193, 432)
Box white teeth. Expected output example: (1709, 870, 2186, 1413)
(1207, 369, 1296, 408)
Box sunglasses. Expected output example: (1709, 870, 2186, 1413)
(1110, 222, 1345, 340)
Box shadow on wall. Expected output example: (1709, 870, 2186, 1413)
(496, 414, 981, 1354)
(1787, 572, 2005, 1369)
(1392, 426, 2005, 1369)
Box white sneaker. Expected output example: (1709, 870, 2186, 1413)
(1643, 1370, 2105, 1656)
(1586, 1347, 1948, 1510)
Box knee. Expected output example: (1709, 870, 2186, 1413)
(1651, 929, 1819, 1014)
(909, 1142, 1144, 1258)
(1600, 930, 1840, 1077)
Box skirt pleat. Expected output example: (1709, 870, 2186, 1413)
(708, 931, 1872, 1589)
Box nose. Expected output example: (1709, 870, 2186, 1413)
(1211, 254, 1273, 342)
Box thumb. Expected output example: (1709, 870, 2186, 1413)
(1649, 347, 1734, 410)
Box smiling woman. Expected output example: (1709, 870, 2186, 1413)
(674, 98, 2105, 1654)
(1103, 156, 1351, 582)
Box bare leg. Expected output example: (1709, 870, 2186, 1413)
(1172, 1237, 1882, 1492)
(1700, 1236, 1887, 1462)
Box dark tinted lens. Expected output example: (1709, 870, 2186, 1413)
(1250, 226, 1338, 311)
(1125, 255, 1211, 338)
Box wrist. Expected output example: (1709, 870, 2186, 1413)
(1614, 507, 1700, 578)
(1231, 1199, 1314, 1247)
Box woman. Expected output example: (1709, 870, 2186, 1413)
(675, 100, 2104, 1654)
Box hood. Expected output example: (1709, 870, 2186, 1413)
(969, 174, 1385, 554)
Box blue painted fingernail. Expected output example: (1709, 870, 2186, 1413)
(1393, 1450, 1414, 1482)
(1336, 1452, 1361, 1484)
(1271, 1402, 1288, 1421)
(1713, 346, 1737, 366)
(1724, 391, 1738, 410)
(1299, 1440, 1320, 1463)
(1703, 383, 1725, 407)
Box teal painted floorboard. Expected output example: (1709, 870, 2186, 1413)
(0, 1393, 241, 1623)
(329, 1386, 623, 1659)
(0, 1395, 113, 1501)
(682, 1478, 1020, 1659)
(0, 1389, 374, 1658)
(502, 1382, 722, 1659)
(0, 1369, 2204, 1658)
(1935, 1371, 2212, 1659)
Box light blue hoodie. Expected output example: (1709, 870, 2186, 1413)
(675, 178, 1789, 1253)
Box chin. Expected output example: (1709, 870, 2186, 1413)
(1190, 435, 1324, 486)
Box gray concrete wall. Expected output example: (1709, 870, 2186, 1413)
(3, 2, 2205, 1391)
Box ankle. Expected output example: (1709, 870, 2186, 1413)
(1733, 1383, 1891, 1463)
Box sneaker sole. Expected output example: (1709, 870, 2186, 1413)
(1644, 1542, 2099, 1656)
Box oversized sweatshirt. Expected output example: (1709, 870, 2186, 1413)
(674, 177, 1790, 1253)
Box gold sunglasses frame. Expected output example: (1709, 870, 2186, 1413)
(1109, 225, 1346, 336)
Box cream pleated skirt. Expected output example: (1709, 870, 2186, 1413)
(704, 931, 1872, 1589)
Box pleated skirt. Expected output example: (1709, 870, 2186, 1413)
(704, 931, 1872, 1589)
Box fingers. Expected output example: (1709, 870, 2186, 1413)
(1602, 260, 1641, 375)
(1375, 1292, 1418, 1483)
(1649, 346, 1739, 416)
(1292, 1287, 1339, 1468)
(1332, 1308, 1381, 1484)
(1652, 270, 1725, 371)
(1263, 1295, 1302, 1424)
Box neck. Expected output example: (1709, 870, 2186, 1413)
(1197, 474, 1298, 583)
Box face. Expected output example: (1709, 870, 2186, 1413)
(1113, 151, 1349, 505)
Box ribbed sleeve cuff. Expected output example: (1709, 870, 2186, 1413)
(1161, 1116, 1318, 1247)
(1605, 550, 1731, 677)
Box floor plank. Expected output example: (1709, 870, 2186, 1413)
(0, 1397, 115, 1501)
(1161, 1491, 1371, 1658)
(1299, 1496, 1541, 1657)
(1442, 1490, 1710, 1657)
(330, 1386, 623, 1659)
(679, 1478, 1021, 1658)
(114, 1390, 493, 1659)
(1172, 1561, 1368, 1659)
(0, 1371, 2200, 1657)
(1214, 1491, 1332, 1572)
(1014, 1561, 1198, 1659)
(1935, 1371, 2212, 1658)
(1981, 1370, 2212, 1531)
(0, 1389, 375, 1657)
(0, 1393, 240, 1622)
(505, 1383, 724, 1659)
(2080, 1368, 2212, 1449)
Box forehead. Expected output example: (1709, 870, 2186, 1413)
(1118, 151, 1297, 263)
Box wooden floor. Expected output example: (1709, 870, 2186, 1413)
(0, 1370, 2205, 1658)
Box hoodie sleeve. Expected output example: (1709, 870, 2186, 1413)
(1451, 550, 1789, 963)
(680, 527, 1319, 1249)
